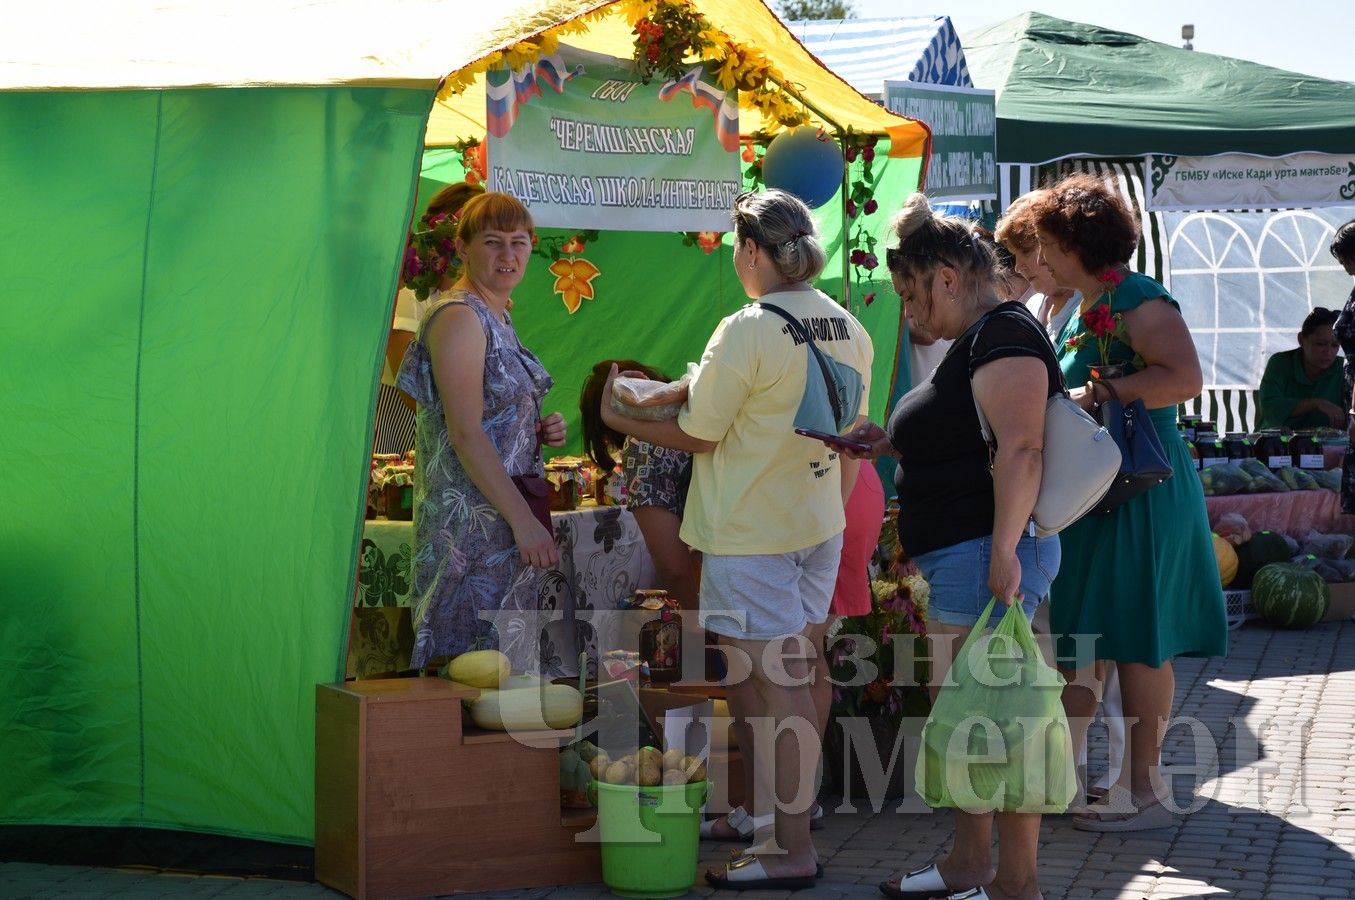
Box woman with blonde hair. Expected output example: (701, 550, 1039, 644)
(849, 192, 1063, 900)
(994, 190, 1080, 338)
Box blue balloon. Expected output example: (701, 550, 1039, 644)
(761, 127, 844, 209)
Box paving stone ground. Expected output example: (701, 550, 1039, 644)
(4, 620, 1353, 900)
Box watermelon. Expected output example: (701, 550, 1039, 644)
(1251, 562, 1330, 628)
(1233, 531, 1293, 589)
(1211, 534, 1238, 587)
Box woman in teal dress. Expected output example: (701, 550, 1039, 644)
(1030, 175, 1227, 833)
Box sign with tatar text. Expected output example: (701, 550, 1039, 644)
(883, 80, 996, 202)
(485, 43, 741, 231)
(1147, 153, 1355, 211)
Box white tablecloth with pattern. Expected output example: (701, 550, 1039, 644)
(357, 505, 657, 677)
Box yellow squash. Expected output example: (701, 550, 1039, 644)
(468, 684, 584, 731)
(443, 649, 510, 689)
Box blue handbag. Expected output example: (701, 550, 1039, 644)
(1094, 378, 1173, 514)
(756, 301, 865, 434)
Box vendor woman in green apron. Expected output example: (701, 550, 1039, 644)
(1257, 307, 1346, 429)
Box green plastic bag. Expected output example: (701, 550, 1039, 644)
(916, 598, 1076, 813)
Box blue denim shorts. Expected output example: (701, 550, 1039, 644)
(913, 533, 1060, 626)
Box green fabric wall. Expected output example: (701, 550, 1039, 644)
(417, 149, 918, 456)
(0, 86, 432, 842)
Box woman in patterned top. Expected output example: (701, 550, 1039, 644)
(580, 359, 697, 609)
(396, 192, 567, 672)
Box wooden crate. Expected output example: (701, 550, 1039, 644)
(315, 678, 600, 899)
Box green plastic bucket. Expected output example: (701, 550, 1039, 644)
(594, 779, 707, 899)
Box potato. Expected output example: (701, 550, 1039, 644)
(603, 760, 631, 784)
(662, 768, 687, 785)
(637, 760, 663, 786)
(662, 748, 684, 771)
(637, 746, 663, 770)
(588, 752, 610, 780)
(681, 756, 707, 783)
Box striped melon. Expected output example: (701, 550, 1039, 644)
(1251, 563, 1330, 629)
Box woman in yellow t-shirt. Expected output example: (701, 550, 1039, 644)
(601, 189, 872, 891)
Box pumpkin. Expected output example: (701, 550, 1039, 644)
(1251, 562, 1330, 629)
(442, 649, 510, 689)
(1232, 530, 1293, 590)
(468, 684, 584, 731)
(1211, 534, 1238, 588)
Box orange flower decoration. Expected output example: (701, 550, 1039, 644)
(548, 257, 601, 314)
(462, 141, 488, 185)
(560, 234, 587, 254)
(696, 231, 722, 254)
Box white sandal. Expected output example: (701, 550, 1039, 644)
(879, 863, 953, 900)
(700, 805, 753, 841)
(700, 806, 822, 841)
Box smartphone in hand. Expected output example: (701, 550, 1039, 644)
(793, 427, 872, 454)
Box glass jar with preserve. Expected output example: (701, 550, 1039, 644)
(1223, 433, 1253, 464)
(1185, 438, 1201, 470)
(633, 590, 682, 682)
(1291, 431, 1324, 470)
(1197, 431, 1227, 468)
(1252, 429, 1293, 470)
(1178, 414, 1202, 442)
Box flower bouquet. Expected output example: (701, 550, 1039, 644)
(1063, 269, 1144, 379)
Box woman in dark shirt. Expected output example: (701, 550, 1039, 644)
(850, 193, 1061, 900)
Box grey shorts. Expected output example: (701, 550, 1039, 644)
(698, 533, 844, 641)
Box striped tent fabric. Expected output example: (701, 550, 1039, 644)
(1182, 387, 1258, 435)
(783, 16, 972, 95)
(372, 382, 417, 455)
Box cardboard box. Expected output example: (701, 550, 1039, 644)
(1325, 582, 1355, 622)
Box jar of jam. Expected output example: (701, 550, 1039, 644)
(1291, 431, 1324, 470)
(1253, 430, 1293, 470)
(1196, 431, 1226, 468)
(1223, 433, 1252, 463)
(1185, 439, 1201, 470)
(1178, 414, 1202, 442)
(634, 590, 682, 682)
(1197, 419, 1217, 435)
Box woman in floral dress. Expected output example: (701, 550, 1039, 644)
(397, 192, 566, 672)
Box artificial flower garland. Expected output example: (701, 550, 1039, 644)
(437, 0, 808, 130)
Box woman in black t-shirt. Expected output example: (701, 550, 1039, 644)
(850, 194, 1061, 900)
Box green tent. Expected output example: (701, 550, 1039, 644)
(964, 12, 1355, 164)
(0, 0, 924, 845)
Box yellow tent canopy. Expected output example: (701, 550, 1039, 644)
(425, 0, 929, 154)
(7, 0, 926, 156)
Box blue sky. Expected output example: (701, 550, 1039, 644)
(850, 1, 1355, 83)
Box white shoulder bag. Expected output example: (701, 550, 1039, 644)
(969, 310, 1122, 537)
